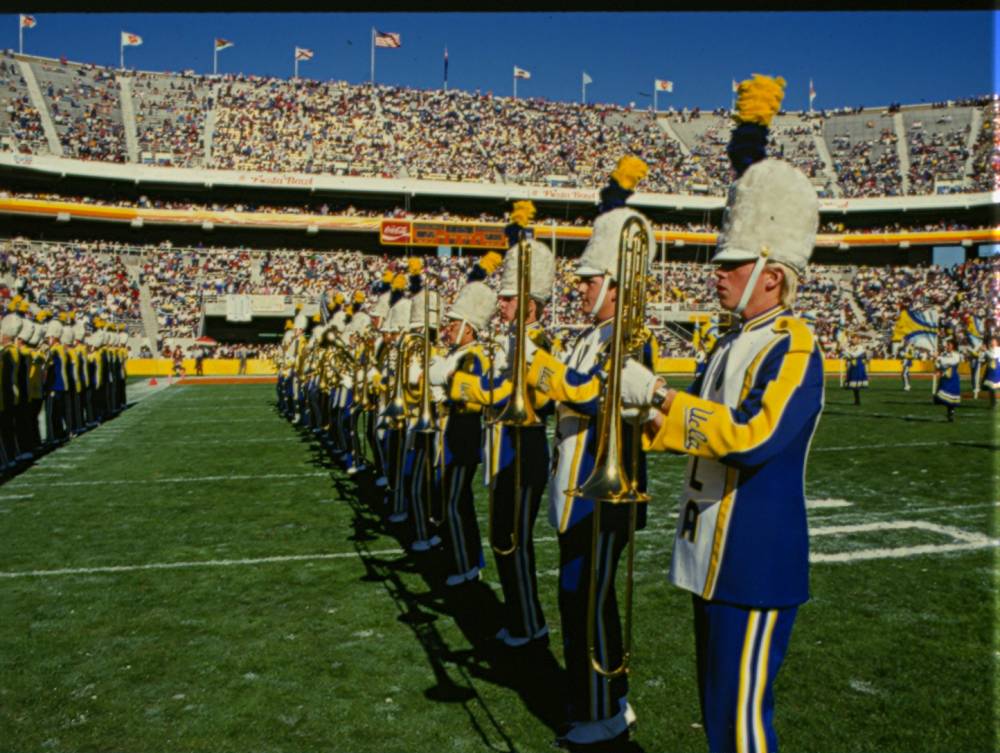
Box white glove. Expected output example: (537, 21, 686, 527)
(366, 367, 379, 382)
(427, 353, 453, 387)
(620, 358, 658, 408)
(489, 344, 509, 377)
(521, 335, 539, 366)
(407, 358, 421, 387)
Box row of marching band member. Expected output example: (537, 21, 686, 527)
(276, 75, 828, 752)
(0, 295, 130, 473)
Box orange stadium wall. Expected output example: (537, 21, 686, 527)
(127, 358, 961, 378)
(126, 358, 278, 377)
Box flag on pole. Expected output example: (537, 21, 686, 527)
(215, 38, 234, 51)
(374, 30, 401, 48)
(513, 66, 531, 79)
(654, 79, 673, 92)
(20, 14, 36, 29)
(582, 71, 593, 85)
(732, 78, 739, 93)
(295, 47, 314, 60)
(809, 79, 817, 105)
(121, 31, 143, 46)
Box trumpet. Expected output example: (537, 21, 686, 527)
(413, 290, 443, 529)
(567, 214, 651, 678)
(489, 230, 539, 555)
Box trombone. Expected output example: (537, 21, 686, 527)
(489, 230, 539, 555)
(567, 215, 650, 678)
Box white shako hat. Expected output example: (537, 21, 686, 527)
(408, 290, 441, 331)
(372, 292, 391, 321)
(446, 281, 497, 333)
(384, 298, 411, 334)
(712, 158, 819, 277)
(330, 310, 347, 334)
(575, 206, 655, 280)
(27, 322, 43, 347)
(282, 329, 293, 345)
(46, 319, 64, 340)
(60, 322, 74, 345)
(498, 239, 555, 303)
(73, 320, 86, 341)
(293, 311, 308, 329)
(1, 312, 22, 339)
(348, 311, 372, 336)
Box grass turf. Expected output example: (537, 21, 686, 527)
(0, 377, 995, 752)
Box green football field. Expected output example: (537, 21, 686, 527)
(0, 377, 996, 752)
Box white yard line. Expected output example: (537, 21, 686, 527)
(0, 548, 405, 579)
(810, 520, 999, 563)
(0, 493, 34, 500)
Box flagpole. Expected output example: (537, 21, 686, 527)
(120, 38, 124, 71)
(19, 20, 23, 55)
(653, 85, 657, 113)
(214, 44, 218, 76)
(581, 77, 585, 104)
(294, 53, 298, 80)
(513, 71, 517, 99)
(370, 27, 375, 83)
(443, 48, 448, 91)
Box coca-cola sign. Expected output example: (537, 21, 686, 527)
(380, 220, 412, 244)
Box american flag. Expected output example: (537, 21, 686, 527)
(513, 66, 531, 80)
(121, 31, 143, 47)
(374, 30, 401, 48)
(295, 47, 314, 61)
(20, 14, 36, 29)
(655, 79, 673, 93)
(215, 38, 234, 51)
(809, 79, 817, 103)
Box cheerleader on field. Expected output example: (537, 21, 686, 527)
(843, 336, 868, 406)
(934, 339, 962, 422)
(982, 336, 1000, 409)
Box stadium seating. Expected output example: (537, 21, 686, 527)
(1, 52, 993, 195)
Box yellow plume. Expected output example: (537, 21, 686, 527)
(479, 251, 503, 274)
(391, 274, 407, 291)
(382, 270, 394, 284)
(510, 200, 536, 228)
(611, 155, 648, 191)
(333, 292, 345, 305)
(312, 313, 321, 323)
(285, 319, 293, 330)
(408, 257, 423, 276)
(735, 74, 786, 126)
(345, 305, 354, 317)
(354, 291, 366, 304)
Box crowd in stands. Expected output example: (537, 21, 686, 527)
(132, 71, 211, 168)
(1, 52, 994, 197)
(3, 236, 993, 362)
(0, 58, 48, 154)
(0, 238, 140, 325)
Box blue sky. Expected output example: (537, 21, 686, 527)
(8, 12, 997, 110)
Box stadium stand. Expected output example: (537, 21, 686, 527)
(1, 52, 994, 195)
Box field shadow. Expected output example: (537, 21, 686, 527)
(283, 413, 579, 745)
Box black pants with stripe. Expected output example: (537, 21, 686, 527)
(491, 438, 547, 639)
(443, 462, 483, 577)
(558, 508, 630, 724)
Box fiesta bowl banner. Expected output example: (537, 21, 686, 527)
(379, 219, 508, 249)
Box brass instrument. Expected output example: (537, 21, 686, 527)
(490, 231, 539, 556)
(413, 290, 442, 528)
(567, 215, 651, 678)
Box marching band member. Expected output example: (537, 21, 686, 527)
(383, 276, 413, 523)
(843, 334, 868, 405)
(1, 299, 24, 466)
(430, 272, 497, 586)
(26, 311, 49, 454)
(14, 300, 35, 458)
(405, 277, 444, 553)
(964, 337, 984, 399)
(934, 338, 962, 422)
(278, 319, 295, 417)
(451, 203, 557, 646)
(45, 313, 69, 446)
(367, 271, 396, 488)
(291, 306, 308, 424)
(523, 157, 655, 745)
(626, 74, 824, 753)
(983, 335, 1000, 409)
(900, 343, 914, 391)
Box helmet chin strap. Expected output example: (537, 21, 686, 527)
(731, 252, 769, 318)
(591, 275, 612, 321)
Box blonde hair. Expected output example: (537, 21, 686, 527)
(768, 262, 799, 308)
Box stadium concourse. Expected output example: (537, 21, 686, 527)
(0, 48, 996, 753)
